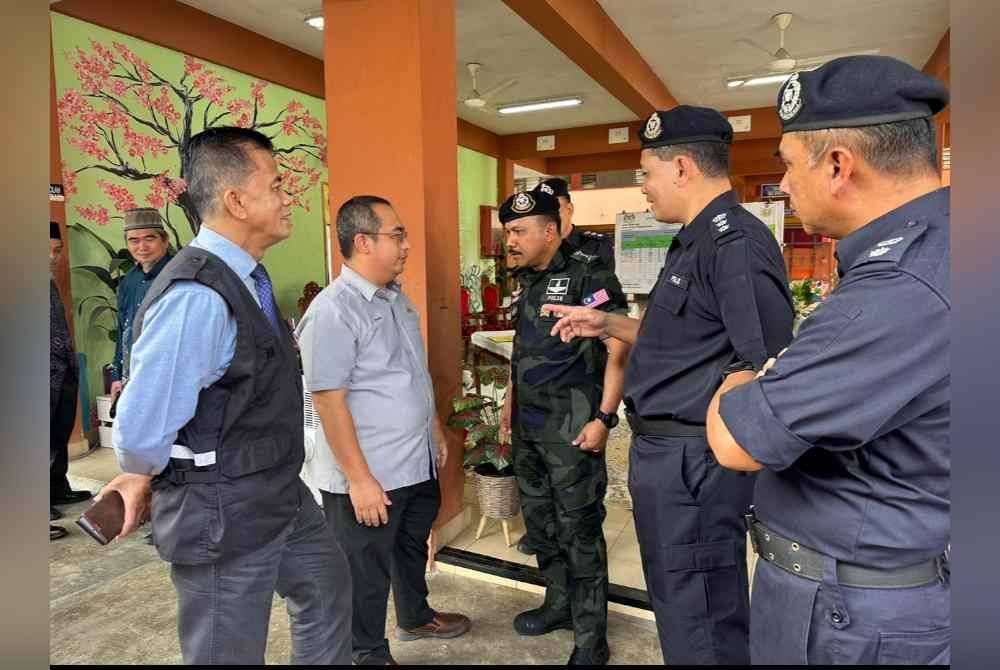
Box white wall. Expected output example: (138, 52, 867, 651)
(569, 186, 650, 228)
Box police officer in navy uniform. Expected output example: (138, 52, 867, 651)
(706, 56, 951, 665)
(544, 106, 794, 665)
(534, 178, 615, 272)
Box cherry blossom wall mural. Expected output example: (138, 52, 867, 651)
(52, 13, 329, 410)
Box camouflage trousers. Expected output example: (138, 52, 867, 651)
(513, 438, 608, 649)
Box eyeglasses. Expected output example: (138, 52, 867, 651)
(367, 230, 408, 243)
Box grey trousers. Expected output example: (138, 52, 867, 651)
(169, 491, 352, 665)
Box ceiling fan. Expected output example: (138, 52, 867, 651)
(729, 12, 880, 87)
(462, 63, 517, 113)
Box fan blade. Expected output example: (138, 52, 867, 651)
(734, 37, 776, 58)
(480, 78, 517, 102)
(794, 48, 880, 68)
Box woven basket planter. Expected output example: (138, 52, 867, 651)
(474, 469, 520, 520)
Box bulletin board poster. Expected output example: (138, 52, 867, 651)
(741, 200, 785, 245)
(614, 211, 682, 295)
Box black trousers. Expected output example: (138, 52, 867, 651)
(629, 434, 756, 665)
(322, 478, 440, 665)
(50, 373, 78, 497)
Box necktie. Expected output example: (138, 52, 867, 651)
(250, 264, 282, 335)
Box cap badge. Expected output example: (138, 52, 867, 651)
(643, 112, 663, 140)
(778, 73, 803, 121)
(539, 183, 555, 195)
(512, 192, 535, 213)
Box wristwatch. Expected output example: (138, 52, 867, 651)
(594, 410, 619, 429)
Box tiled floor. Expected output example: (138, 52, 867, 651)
(448, 500, 647, 591)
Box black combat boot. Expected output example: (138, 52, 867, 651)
(513, 605, 572, 636)
(568, 638, 610, 665)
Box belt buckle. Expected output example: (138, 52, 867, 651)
(744, 506, 760, 554)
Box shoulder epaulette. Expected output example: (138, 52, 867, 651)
(710, 210, 744, 245)
(852, 221, 928, 269)
(571, 249, 600, 265)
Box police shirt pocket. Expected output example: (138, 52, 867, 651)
(652, 281, 688, 316)
(877, 627, 950, 665)
(658, 540, 740, 620)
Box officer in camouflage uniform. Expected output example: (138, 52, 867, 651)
(498, 189, 629, 665)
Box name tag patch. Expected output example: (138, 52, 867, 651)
(667, 273, 689, 289)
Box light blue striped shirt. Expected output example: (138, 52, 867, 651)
(112, 226, 260, 475)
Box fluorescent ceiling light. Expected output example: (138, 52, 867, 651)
(497, 97, 583, 115)
(727, 72, 806, 89)
(305, 15, 324, 30)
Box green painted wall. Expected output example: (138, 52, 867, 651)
(456, 146, 497, 311)
(52, 13, 328, 407)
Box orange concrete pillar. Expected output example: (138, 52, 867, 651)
(323, 0, 464, 527)
(499, 157, 516, 200)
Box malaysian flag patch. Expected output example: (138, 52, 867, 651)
(582, 289, 610, 308)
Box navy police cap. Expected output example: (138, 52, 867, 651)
(639, 105, 733, 149)
(533, 178, 570, 200)
(499, 190, 560, 224)
(776, 55, 949, 132)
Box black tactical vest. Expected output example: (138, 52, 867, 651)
(130, 245, 304, 565)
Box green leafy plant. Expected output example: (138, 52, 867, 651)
(447, 365, 512, 474)
(69, 222, 136, 342)
(789, 278, 827, 332)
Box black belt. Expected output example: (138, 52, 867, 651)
(625, 411, 706, 438)
(156, 458, 223, 485)
(746, 512, 945, 589)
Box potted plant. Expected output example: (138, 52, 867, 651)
(447, 365, 520, 543)
(789, 278, 828, 333)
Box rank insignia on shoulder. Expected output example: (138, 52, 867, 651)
(711, 211, 743, 244)
(582, 289, 610, 308)
(571, 250, 598, 264)
(854, 221, 928, 268)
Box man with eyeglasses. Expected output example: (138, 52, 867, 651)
(296, 195, 471, 665)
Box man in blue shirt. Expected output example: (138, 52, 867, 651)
(96, 127, 351, 665)
(108, 208, 172, 402)
(706, 56, 951, 664)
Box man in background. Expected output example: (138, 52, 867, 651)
(534, 177, 614, 272)
(108, 208, 173, 402)
(50, 221, 91, 540)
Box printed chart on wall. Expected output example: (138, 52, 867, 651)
(614, 211, 681, 295)
(741, 201, 785, 245)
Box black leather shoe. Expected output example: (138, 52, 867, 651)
(50, 525, 68, 541)
(513, 606, 572, 636)
(50, 507, 63, 521)
(516, 535, 537, 555)
(143, 531, 154, 546)
(51, 489, 93, 506)
(568, 639, 610, 665)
